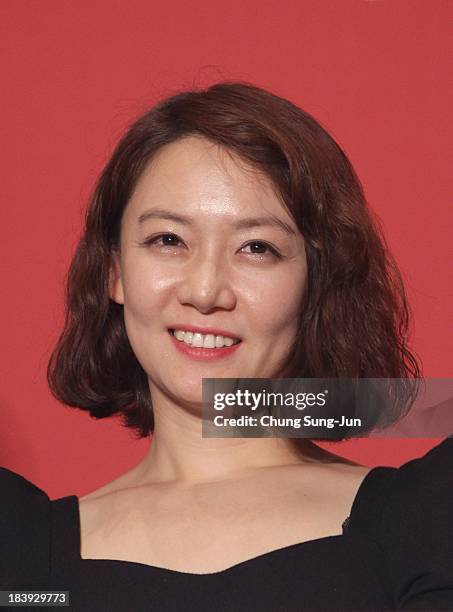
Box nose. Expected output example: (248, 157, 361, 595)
(176, 250, 237, 314)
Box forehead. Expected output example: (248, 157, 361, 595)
(124, 135, 292, 223)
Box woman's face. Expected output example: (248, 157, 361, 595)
(110, 136, 307, 410)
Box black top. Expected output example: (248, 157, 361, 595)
(1, 440, 453, 612)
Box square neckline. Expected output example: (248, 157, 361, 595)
(51, 464, 389, 577)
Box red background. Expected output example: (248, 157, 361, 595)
(0, 0, 451, 499)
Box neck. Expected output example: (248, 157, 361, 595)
(133, 387, 336, 486)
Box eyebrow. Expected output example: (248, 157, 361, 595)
(137, 207, 297, 236)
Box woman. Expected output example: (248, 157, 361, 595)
(1, 82, 452, 611)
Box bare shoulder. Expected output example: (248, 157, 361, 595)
(77, 454, 372, 569)
(78, 464, 149, 539)
(79, 447, 371, 515)
(79, 468, 138, 503)
(79, 456, 371, 531)
(279, 455, 372, 501)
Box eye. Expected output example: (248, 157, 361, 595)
(141, 233, 185, 249)
(241, 241, 281, 259)
(139, 235, 282, 260)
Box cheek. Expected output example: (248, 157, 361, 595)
(120, 264, 174, 376)
(241, 265, 306, 334)
(121, 259, 173, 316)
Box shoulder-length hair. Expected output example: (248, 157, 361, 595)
(47, 81, 421, 439)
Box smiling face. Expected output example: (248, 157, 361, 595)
(109, 135, 307, 411)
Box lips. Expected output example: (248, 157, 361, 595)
(168, 329, 242, 361)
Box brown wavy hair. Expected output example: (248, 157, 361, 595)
(47, 81, 421, 438)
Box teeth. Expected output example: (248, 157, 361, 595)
(171, 329, 240, 349)
(203, 334, 216, 349)
(183, 331, 193, 345)
(192, 333, 204, 348)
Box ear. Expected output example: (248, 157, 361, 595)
(109, 250, 124, 304)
